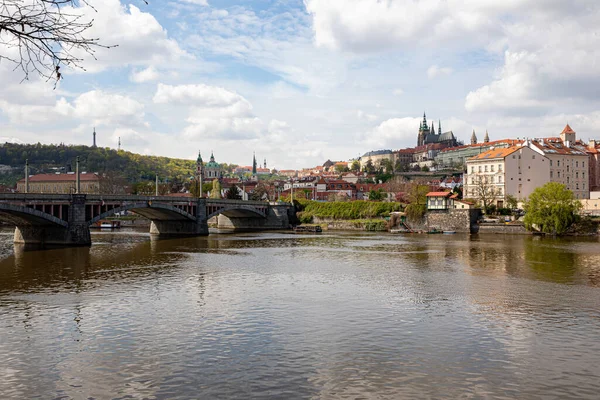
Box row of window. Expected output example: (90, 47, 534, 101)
(471, 164, 503, 173)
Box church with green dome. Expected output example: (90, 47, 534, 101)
(198, 151, 222, 180)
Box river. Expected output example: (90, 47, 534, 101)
(0, 228, 599, 399)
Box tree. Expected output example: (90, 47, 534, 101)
(0, 0, 115, 83)
(380, 158, 393, 174)
(421, 165, 430, 172)
(334, 164, 346, 173)
(524, 182, 581, 235)
(98, 171, 128, 194)
(404, 182, 429, 222)
(225, 183, 242, 200)
(250, 182, 269, 201)
(363, 159, 375, 174)
(472, 175, 500, 214)
(506, 194, 518, 210)
(350, 160, 360, 172)
(368, 188, 385, 201)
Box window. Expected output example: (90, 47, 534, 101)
(576, 161, 579, 167)
(498, 176, 502, 183)
(550, 171, 553, 178)
(471, 166, 474, 173)
(567, 177, 570, 183)
(558, 160, 560, 167)
(558, 172, 561, 178)
(485, 165, 488, 172)
(491, 165, 495, 172)
(498, 164, 503, 172)
(583, 172, 586, 179)
(513, 155, 516, 159)
(479, 166, 482, 173)
(533, 155, 536, 159)
(550, 160, 553, 166)
(576, 172, 579, 179)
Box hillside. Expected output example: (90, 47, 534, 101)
(0, 143, 207, 187)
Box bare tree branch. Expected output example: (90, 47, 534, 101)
(0, 0, 117, 85)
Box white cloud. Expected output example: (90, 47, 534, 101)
(357, 110, 378, 122)
(179, 0, 209, 5)
(427, 65, 453, 79)
(130, 66, 160, 83)
(68, 0, 191, 73)
(393, 88, 404, 96)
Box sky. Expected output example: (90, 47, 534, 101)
(1, 0, 600, 170)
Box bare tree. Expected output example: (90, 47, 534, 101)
(472, 175, 500, 213)
(0, 0, 115, 83)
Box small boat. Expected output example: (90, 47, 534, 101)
(427, 228, 443, 234)
(294, 225, 322, 233)
(93, 220, 121, 229)
(443, 231, 456, 234)
(390, 228, 409, 234)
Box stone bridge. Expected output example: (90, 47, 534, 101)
(0, 194, 293, 246)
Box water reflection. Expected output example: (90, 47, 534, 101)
(0, 228, 599, 399)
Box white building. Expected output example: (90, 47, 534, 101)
(464, 145, 550, 207)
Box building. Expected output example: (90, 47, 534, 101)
(17, 172, 101, 194)
(360, 149, 393, 171)
(435, 139, 521, 169)
(464, 145, 550, 207)
(417, 113, 458, 148)
(529, 125, 590, 199)
(426, 191, 453, 210)
(583, 139, 600, 191)
(204, 152, 221, 180)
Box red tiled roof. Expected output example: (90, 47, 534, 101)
(18, 173, 100, 183)
(561, 124, 575, 134)
(426, 191, 452, 197)
(469, 146, 521, 160)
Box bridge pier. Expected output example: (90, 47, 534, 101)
(216, 205, 290, 231)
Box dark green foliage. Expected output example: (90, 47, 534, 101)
(294, 199, 403, 219)
(405, 203, 426, 222)
(368, 188, 385, 201)
(297, 211, 314, 224)
(0, 143, 196, 187)
(226, 183, 242, 200)
(524, 182, 581, 235)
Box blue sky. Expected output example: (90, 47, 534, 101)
(1, 0, 600, 169)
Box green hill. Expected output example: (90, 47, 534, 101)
(0, 143, 204, 187)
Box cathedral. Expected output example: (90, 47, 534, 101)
(417, 113, 458, 148)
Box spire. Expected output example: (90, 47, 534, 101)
(210, 151, 215, 162)
(438, 120, 442, 135)
(422, 112, 428, 130)
(252, 152, 257, 175)
(484, 130, 490, 143)
(197, 150, 203, 163)
(471, 129, 478, 145)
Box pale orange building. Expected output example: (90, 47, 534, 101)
(17, 173, 101, 194)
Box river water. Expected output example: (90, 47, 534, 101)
(0, 228, 599, 399)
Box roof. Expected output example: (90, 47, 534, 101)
(561, 124, 575, 134)
(469, 146, 521, 161)
(18, 173, 100, 183)
(362, 149, 393, 157)
(530, 138, 588, 156)
(426, 191, 452, 197)
(438, 139, 522, 153)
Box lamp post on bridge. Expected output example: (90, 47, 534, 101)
(76, 156, 81, 194)
(155, 174, 159, 196)
(24, 159, 29, 193)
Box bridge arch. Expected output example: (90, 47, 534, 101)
(88, 202, 196, 226)
(0, 203, 68, 227)
(206, 205, 267, 220)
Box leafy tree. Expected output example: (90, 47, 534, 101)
(380, 158, 393, 174)
(506, 194, 518, 210)
(363, 159, 375, 174)
(404, 182, 429, 222)
(368, 188, 385, 201)
(225, 183, 242, 200)
(250, 182, 269, 201)
(334, 164, 346, 173)
(421, 165, 430, 172)
(351, 160, 360, 172)
(524, 183, 581, 235)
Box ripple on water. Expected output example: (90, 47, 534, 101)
(0, 230, 599, 399)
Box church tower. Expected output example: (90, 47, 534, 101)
(471, 129, 478, 145)
(484, 130, 490, 143)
